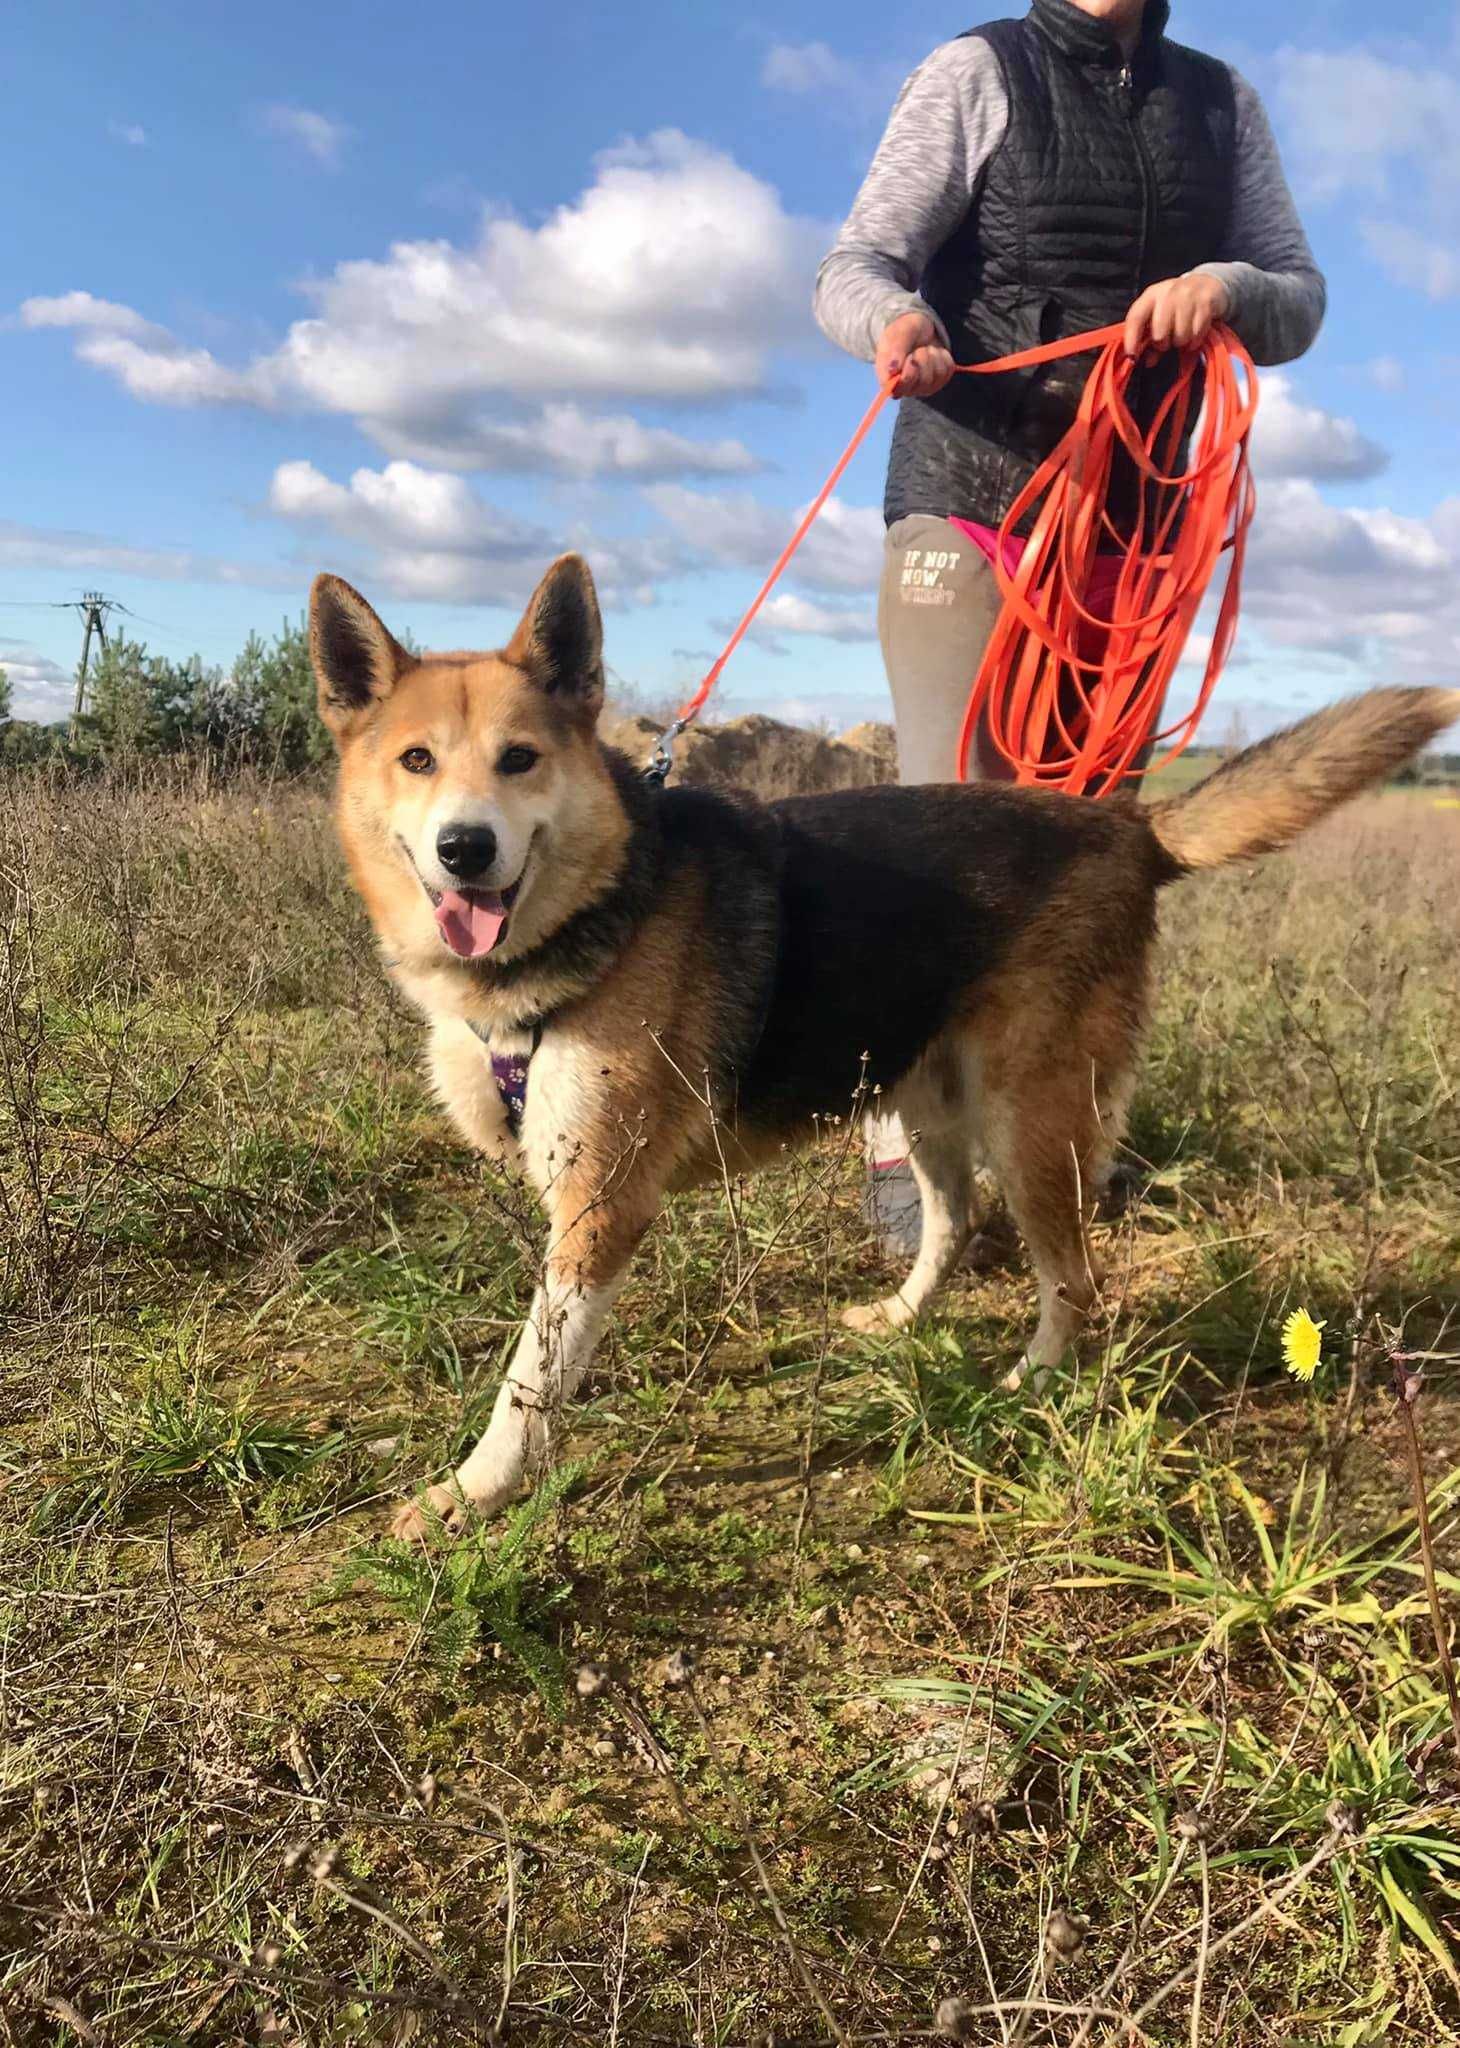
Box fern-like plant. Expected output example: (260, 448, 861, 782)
(334, 1462, 582, 1713)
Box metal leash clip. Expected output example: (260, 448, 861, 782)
(644, 716, 686, 787)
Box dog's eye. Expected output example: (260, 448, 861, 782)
(498, 745, 540, 776)
(399, 747, 434, 775)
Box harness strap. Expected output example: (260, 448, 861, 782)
(468, 1016, 544, 1138)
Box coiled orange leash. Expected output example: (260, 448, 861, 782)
(647, 321, 1257, 798)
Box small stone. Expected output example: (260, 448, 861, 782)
(591, 1738, 619, 1760)
(926, 1843, 948, 1864)
(256, 1939, 285, 1969)
(935, 1993, 977, 2041)
(367, 1437, 400, 1459)
(575, 1663, 609, 1699)
(845, 1543, 865, 1562)
(927, 1934, 943, 1954)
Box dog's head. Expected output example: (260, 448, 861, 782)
(312, 554, 624, 969)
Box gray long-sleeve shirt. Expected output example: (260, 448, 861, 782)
(815, 36, 1326, 373)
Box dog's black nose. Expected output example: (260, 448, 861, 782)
(436, 822, 497, 880)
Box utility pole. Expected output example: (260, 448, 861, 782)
(69, 591, 115, 743)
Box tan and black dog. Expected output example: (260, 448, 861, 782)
(310, 554, 1458, 1538)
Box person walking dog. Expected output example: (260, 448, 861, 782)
(814, 0, 1326, 1254)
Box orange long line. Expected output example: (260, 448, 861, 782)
(663, 320, 1257, 797)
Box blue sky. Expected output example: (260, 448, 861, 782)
(4, 0, 1459, 735)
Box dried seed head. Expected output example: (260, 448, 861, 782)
(417, 1770, 438, 1812)
(664, 1649, 695, 1688)
(256, 1938, 285, 1969)
(281, 1843, 308, 1872)
(1392, 1355, 1426, 1407)
(575, 1663, 609, 1699)
(1046, 1908, 1088, 1961)
(935, 1993, 978, 2041)
(308, 1846, 340, 1884)
(1175, 1810, 1206, 1843)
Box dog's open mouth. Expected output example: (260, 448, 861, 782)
(424, 878, 522, 960)
(427, 880, 518, 958)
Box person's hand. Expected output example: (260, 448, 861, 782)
(876, 309, 956, 398)
(1123, 273, 1230, 358)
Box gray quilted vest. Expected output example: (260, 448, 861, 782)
(886, 0, 1237, 531)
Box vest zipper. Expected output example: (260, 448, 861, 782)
(1118, 63, 1157, 287)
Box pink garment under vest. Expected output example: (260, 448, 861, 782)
(948, 516, 1124, 620)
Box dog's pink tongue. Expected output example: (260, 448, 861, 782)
(435, 890, 508, 959)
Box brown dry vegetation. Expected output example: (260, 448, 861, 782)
(1, 730, 1459, 2046)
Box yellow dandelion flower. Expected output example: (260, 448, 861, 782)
(1282, 1308, 1325, 1383)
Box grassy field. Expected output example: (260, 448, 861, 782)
(2, 750, 1459, 2046)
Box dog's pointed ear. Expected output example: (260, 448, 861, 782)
(506, 554, 604, 718)
(310, 574, 412, 738)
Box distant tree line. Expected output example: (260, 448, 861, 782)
(0, 628, 1457, 785)
(0, 614, 342, 773)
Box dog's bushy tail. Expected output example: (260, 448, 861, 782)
(1148, 687, 1460, 877)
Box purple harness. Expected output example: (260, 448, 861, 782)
(490, 1050, 531, 1133)
(470, 1019, 541, 1139)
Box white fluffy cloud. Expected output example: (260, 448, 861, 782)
(256, 103, 350, 168)
(1, 639, 74, 721)
(1277, 42, 1460, 299)
(1242, 478, 1460, 670)
(21, 292, 156, 337)
(108, 120, 147, 148)
(19, 293, 259, 405)
(1251, 375, 1388, 481)
(730, 592, 878, 651)
(762, 41, 857, 95)
(269, 459, 681, 609)
(372, 402, 762, 479)
(266, 132, 823, 411)
(0, 518, 289, 590)
(645, 486, 883, 593)
(1360, 221, 1460, 302)
(22, 132, 824, 468)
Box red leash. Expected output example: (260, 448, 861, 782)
(649, 322, 1257, 796)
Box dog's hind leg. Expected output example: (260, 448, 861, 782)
(989, 1079, 1106, 1395)
(842, 1127, 973, 1334)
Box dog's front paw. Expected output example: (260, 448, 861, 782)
(389, 1482, 466, 1542)
(1001, 1353, 1049, 1397)
(841, 1298, 907, 1336)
